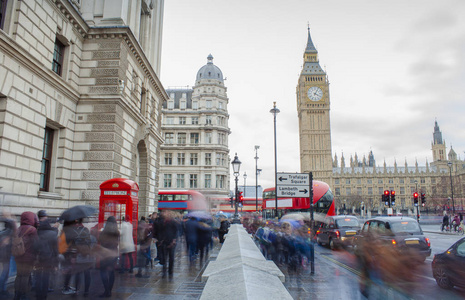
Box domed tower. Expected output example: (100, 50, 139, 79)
(160, 54, 230, 201)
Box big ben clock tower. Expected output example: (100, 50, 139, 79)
(297, 27, 332, 181)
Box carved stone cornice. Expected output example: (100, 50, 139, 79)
(53, 0, 89, 38)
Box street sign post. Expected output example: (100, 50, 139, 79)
(276, 173, 310, 197)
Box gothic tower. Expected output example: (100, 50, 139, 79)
(432, 120, 446, 162)
(297, 27, 332, 181)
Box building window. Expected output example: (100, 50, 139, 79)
(378, 187, 383, 194)
(179, 117, 186, 124)
(421, 178, 426, 184)
(389, 179, 394, 184)
(190, 174, 198, 188)
(205, 174, 211, 188)
(216, 153, 221, 165)
(167, 101, 174, 109)
(357, 187, 362, 195)
(399, 178, 404, 184)
(216, 175, 225, 189)
(163, 174, 172, 188)
(335, 188, 340, 196)
(335, 179, 340, 185)
(205, 132, 212, 144)
(378, 179, 383, 184)
(180, 101, 186, 109)
(357, 179, 361, 184)
(345, 179, 350, 184)
(176, 174, 185, 188)
(218, 101, 223, 109)
(410, 178, 415, 184)
(177, 133, 186, 144)
(166, 117, 174, 125)
(205, 153, 211, 165)
(217, 133, 225, 145)
(177, 153, 185, 165)
(367, 179, 372, 184)
(0, 0, 8, 30)
(431, 178, 436, 184)
(346, 188, 351, 195)
(368, 187, 373, 195)
(165, 133, 174, 144)
(400, 187, 405, 195)
(206, 115, 212, 125)
(40, 127, 54, 191)
(164, 153, 172, 165)
(190, 133, 199, 144)
(192, 101, 198, 110)
(191, 117, 199, 125)
(206, 100, 212, 109)
(52, 38, 65, 76)
(190, 153, 198, 165)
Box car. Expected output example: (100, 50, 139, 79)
(316, 215, 360, 250)
(432, 237, 465, 289)
(354, 216, 431, 261)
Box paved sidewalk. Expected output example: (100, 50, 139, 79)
(5, 239, 221, 300)
(421, 223, 464, 235)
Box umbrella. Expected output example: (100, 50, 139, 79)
(186, 211, 212, 220)
(279, 219, 302, 228)
(60, 205, 98, 222)
(281, 212, 309, 221)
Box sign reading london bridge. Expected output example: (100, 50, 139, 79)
(276, 173, 310, 198)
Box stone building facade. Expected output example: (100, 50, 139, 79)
(159, 55, 231, 205)
(297, 29, 465, 215)
(0, 0, 167, 217)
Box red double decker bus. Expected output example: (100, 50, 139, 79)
(261, 180, 335, 220)
(157, 190, 208, 213)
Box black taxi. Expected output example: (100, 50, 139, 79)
(316, 215, 360, 250)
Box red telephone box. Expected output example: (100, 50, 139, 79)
(99, 178, 139, 238)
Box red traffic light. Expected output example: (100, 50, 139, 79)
(391, 190, 395, 196)
(384, 190, 390, 196)
(413, 192, 419, 198)
(239, 191, 244, 202)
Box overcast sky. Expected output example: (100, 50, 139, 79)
(160, 0, 465, 189)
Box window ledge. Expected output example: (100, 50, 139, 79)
(38, 191, 63, 200)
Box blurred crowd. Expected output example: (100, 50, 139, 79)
(0, 209, 231, 300)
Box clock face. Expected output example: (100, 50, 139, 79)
(307, 87, 323, 101)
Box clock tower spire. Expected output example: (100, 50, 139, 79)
(297, 27, 332, 181)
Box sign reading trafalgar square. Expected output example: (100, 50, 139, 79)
(276, 173, 310, 197)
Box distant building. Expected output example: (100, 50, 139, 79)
(159, 55, 231, 206)
(0, 0, 166, 217)
(297, 28, 465, 214)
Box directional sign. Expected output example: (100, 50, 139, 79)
(277, 173, 310, 186)
(276, 173, 311, 197)
(276, 185, 309, 197)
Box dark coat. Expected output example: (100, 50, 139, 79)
(184, 218, 199, 244)
(15, 211, 39, 263)
(35, 219, 59, 266)
(137, 220, 152, 250)
(159, 218, 178, 247)
(197, 221, 212, 247)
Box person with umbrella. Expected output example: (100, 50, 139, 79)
(98, 216, 120, 298)
(59, 205, 97, 296)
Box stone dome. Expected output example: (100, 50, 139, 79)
(196, 54, 223, 83)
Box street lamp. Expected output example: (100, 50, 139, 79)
(448, 161, 455, 215)
(270, 102, 280, 219)
(243, 172, 247, 197)
(231, 153, 242, 224)
(254, 145, 260, 212)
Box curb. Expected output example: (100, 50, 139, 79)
(423, 230, 463, 236)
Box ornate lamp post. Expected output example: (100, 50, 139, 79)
(231, 153, 242, 224)
(270, 102, 280, 218)
(448, 161, 455, 215)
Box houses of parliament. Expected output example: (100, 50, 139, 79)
(297, 28, 465, 214)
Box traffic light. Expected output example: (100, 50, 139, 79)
(383, 190, 390, 206)
(390, 190, 396, 206)
(421, 193, 426, 207)
(239, 191, 244, 202)
(413, 192, 419, 206)
(230, 196, 234, 208)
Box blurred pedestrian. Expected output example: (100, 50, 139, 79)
(197, 219, 212, 264)
(34, 210, 58, 300)
(453, 215, 460, 232)
(13, 211, 38, 300)
(441, 214, 449, 231)
(153, 212, 164, 265)
(0, 212, 16, 298)
(160, 211, 178, 278)
(184, 217, 198, 264)
(98, 216, 120, 298)
(61, 218, 93, 296)
(119, 216, 135, 274)
(218, 218, 229, 243)
(135, 216, 151, 278)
